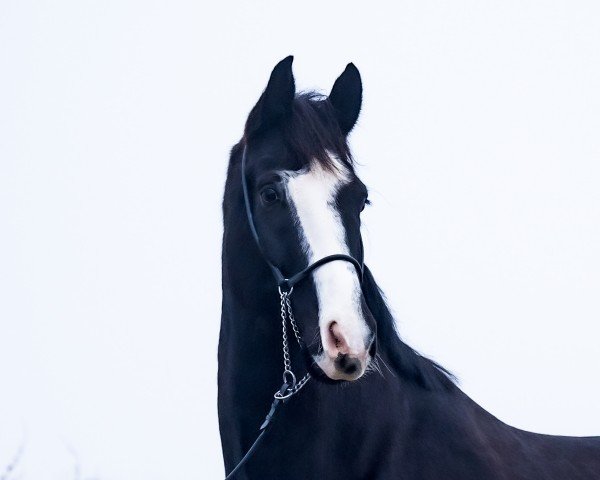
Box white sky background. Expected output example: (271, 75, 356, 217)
(1, 1, 599, 478)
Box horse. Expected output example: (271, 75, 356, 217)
(218, 56, 600, 479)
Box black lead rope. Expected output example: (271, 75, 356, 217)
(224, 383, 289, 480)
(224, 146, 364, 479)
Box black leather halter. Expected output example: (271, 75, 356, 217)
(240, 145, 364, 290)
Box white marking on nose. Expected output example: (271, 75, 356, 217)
(285, 155, 369, 364)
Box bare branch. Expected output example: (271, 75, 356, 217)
(0, 440, 25, 480)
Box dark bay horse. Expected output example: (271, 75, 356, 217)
(218, 56, 600, 479)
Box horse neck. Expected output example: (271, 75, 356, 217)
(219, 223, 518, 475)
(219, 195, 286, 392)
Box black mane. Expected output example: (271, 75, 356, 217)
(362, 265, 456, 391)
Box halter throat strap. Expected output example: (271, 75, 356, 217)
(240, 145, 364, 289)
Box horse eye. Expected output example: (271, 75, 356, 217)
(260, 187, 279, 205)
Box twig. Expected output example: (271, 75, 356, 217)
(0, 440, 25, 480)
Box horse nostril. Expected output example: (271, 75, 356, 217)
(335, 354, 361, 375)
(327, 321, 349, 354)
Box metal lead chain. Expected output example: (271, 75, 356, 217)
(275, 287, 310, 400)
(279, 288, 293, 376)
(285, 293, 303, 348)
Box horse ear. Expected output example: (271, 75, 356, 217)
(245, 56, 296, 138)
(329, 63, 362, 135)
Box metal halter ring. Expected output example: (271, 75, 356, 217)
(278, 285, 293, 296)
(282, 370, 297, 389)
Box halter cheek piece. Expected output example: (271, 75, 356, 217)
(224, 146, 364, 479)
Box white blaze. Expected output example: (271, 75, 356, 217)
(285, 155, 369, 371)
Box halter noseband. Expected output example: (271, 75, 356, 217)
(240, 145, 364, 290)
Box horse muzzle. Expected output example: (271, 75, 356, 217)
(314, 321, 375, 381)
